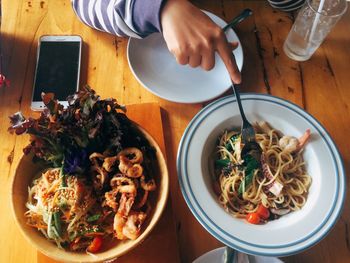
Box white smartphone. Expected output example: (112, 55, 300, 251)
(31, 35, 82, 110)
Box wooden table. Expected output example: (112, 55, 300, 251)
(1, 0, 349, 262)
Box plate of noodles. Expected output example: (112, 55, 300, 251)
(177, 94, 345, 256)
(10, 87, 169, 262)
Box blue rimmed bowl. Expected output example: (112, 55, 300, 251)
(177, 94, 345, 256)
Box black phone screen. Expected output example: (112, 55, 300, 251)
(33, 41, 81, 101)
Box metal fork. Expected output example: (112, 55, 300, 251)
(231, 82, 262, 159)
(221, 10, 256, 147)
(222, 9, 253, 32)
(231, 83, 255, 144)
(220, 8, 260, 160)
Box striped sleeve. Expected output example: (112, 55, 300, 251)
(71, 0, 165, 38)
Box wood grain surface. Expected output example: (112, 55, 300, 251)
(0, 0, 349, 262)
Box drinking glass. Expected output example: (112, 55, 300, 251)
(283, 0, 348, 61)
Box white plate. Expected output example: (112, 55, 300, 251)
(127, 11, 243, 103)
(193, 247, 283, 263)
(177, 94, 345, 256)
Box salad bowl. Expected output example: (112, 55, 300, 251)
(11, 123, 169, 263)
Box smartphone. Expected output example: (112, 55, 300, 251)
(31, 35, 82, 110)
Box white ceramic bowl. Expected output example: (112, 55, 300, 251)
(177, 94, 345, 256)
(11, 125, 169, 263)
(193, 247, 283, 263)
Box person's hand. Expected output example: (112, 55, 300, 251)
(160, 0, 241, 84)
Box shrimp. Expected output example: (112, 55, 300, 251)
(113, 213, 126, 240)
(113, 211, 147, 240)
(279, 136, 299, 153)
(113, 192, 136, 239)
(279, 129, 311, 153)
(122, 212, 147, 240)
(298, 129, 311, 149)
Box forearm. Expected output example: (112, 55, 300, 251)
(71, 0, 165, 38)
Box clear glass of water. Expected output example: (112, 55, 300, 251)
(283, 0, 348, 61)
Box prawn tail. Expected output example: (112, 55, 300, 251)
(298, 129, 311, 150)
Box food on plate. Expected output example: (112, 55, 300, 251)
(9, 86, 158, 252)
(213, 121, 311, 224)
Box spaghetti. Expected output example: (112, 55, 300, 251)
(214, 122, 311, 223)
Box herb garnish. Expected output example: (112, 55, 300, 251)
(238, 154, 260, 194)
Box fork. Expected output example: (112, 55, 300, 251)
(231, 83, 255, 144)
(222, 9, 253, 32)
(231, 82, 262, 160)
(221, 10, 256, 146)
(223, 10, 262, 160)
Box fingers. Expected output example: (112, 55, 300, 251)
(175, 52, 189, 65)
(200, 41, 238, 71)
(217, 39, 241, 84)
(201, 49, 215, 71)
(188, 54, 202, 68)
(171, 40, 240, 79)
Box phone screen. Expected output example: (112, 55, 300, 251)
(33, 41, 81, 101)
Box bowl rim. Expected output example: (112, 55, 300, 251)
(10, 123, 169, 263)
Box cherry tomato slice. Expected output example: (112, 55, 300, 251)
(246, 212, 261, 224)
(87, 236, 103, 253)
(256, 204, 270, 220)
